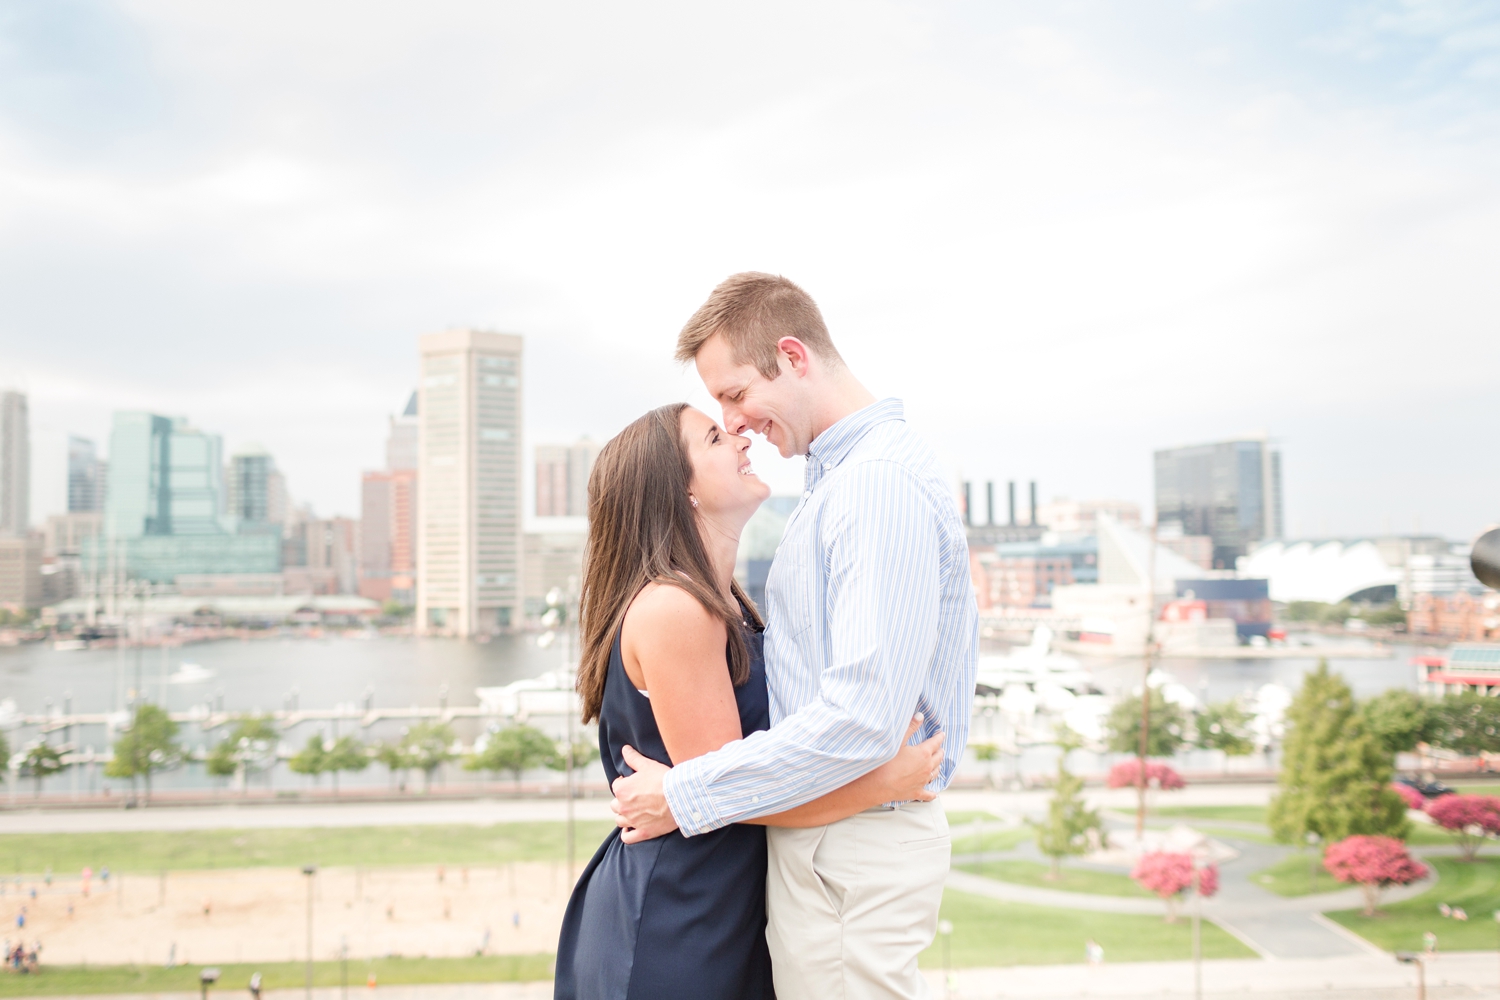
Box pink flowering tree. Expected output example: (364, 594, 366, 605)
(1390, 783, 1426, 812)
(1323, 835, 1427, 915)
(1107, 760, 1186, 791)
(1425, 794, 1500, 862)
(1130, 851, 1219, 922)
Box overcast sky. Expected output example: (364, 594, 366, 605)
(1, 0, 1497, 539)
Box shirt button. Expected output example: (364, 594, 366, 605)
(752, 795, 761, 804)
(692, 811, 703, 822)
(823, 462, 832, 470)
(802, 490, 812, 499)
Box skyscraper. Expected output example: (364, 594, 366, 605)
(387, 392, 418, 471)
(361, 394, 421, 605)
(417, 329, 523, 636)
(535, 439, 599, 517)
(1154, 436, 1283, 570)
(67, 435, 107, 513)
(0, 390, 29, 537)
(226, 444, 282, 530)
(92, 412, 279, 582)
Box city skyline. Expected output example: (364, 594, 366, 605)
(1, 3, 1497, 540)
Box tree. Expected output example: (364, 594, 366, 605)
(1106, 689, 1187, 758)
(1195, 700, 1255, 756)
(205, 715, 279, 792)
(1129, 852, 1219, 922)
(466, 724, 559, 790)
(106, 703, 182, 804)
(323, 734, 369, 794)
(1027, 757, 1105, 879)
(1106, 760, 1185, 791)
(1322, 835, 1427, 916)
(1425, 794, 1500, 861)
(21, 742, 65, 798)
(1269, 661, 1407, 845)
(0, 730, 10, 783)
(288, 734, 329, 785)
(403, 721, 457, 791)
(1360, 690, 1432, 754)
(546, 738, 599, 776)
(380, 722, 456, 792)
(1425, 693, 1500, 757)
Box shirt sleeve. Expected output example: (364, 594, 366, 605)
(662, 459, 942, 836)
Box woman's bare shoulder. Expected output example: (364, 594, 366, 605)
(623, 581, 723, 644)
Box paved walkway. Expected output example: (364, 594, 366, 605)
(948, 810, 1444, 961)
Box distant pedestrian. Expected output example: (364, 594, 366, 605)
(437, 865, 445, 883)
(512, 910, 520, 931)
(81, 867, 92, 898)
(1424, 930, 1437, 956)
(16, 909, 25, 930)
(249, 971, 263, 997)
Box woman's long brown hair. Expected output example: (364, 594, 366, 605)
(577, 403, 762, 724)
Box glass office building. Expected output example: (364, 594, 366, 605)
(88, 412, 280, 583)
(1154, 437, 1283, 570)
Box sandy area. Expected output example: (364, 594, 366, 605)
(2, 863, 575, 967)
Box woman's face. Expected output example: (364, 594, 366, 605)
(680, 406, 771, 525)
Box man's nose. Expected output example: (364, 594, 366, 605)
(721, 404, 749, 435)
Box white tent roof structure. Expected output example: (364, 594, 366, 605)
(1237, 540, 1402, 604)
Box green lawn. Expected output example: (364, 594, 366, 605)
(1251, 852, 1346, 897)
(0, 955, 552, 997)
(958, 859, 1150, 898)
(0, 822, 616, 876)
(950, 824, 1033, 856)
(1327, 856, 1500, 952)
(918, 889, 1256, 967)
(1150, 805, 1269, 825)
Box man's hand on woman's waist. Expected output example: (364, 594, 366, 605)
(611, 746, 680, 843)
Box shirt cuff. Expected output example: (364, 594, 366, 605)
(662, 760, 727, 837)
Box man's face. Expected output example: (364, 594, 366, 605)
(694, 333, 809, 458)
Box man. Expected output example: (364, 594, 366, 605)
(612, 272, 978, 999)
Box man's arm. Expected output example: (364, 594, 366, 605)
(614, 460, 942, 841)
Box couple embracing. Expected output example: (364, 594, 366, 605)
(554, 273, 979, 1000)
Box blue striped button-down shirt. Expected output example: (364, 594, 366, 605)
(662, 398, 978, 836)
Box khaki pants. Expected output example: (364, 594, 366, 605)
(765, 798, 950, 1000)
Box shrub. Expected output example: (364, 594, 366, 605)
(1106, 760, 1185, 791)
(1323, 835, 1427, 915)
(1129, 851, 1218, 922)
(1425, 794, 1500, 861)
(1390, 783, 1427, 812)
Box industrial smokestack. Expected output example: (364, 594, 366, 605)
(1008, 481, 1016, 526)
(1030, 481, 1038, 527)
(962, 481, 972, 527)
(986, 482, 995, 527)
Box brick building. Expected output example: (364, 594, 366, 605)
(1409, 591, 1500, 641)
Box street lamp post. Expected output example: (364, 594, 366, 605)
(1395, 951, 1426, 1000)
(301, 865, 317, 999)
(543, 586, 578, 885)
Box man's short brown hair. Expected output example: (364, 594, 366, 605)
(675, 272, 842, 379)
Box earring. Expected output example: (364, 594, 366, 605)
(690, 496, 700, 508)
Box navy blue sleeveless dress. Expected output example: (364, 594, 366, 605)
(554, 617, 775, 1000)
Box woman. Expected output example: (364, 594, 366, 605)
(554, 404, 944, 1000)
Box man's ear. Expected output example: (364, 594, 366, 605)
(777, 337, 812, 377)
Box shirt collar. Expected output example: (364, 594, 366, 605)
(804, 398, 904, 489)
